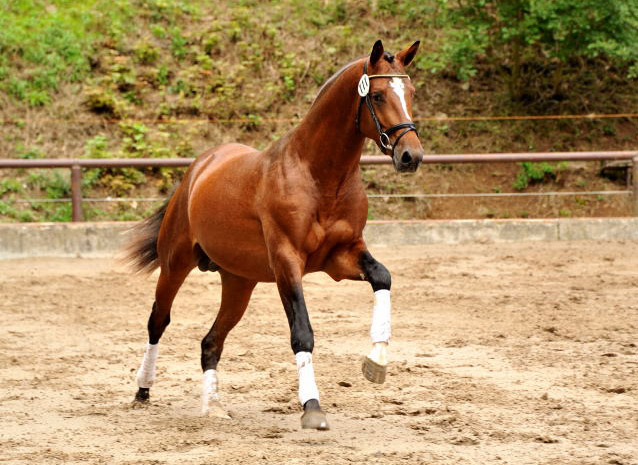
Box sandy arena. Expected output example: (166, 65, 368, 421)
(1, 241, 637, 464)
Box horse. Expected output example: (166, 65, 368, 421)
(127, 39, 424, 431)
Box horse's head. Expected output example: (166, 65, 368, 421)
(356, 40, 424, 172)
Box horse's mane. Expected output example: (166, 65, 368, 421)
(310, 51, 397, 108)
(310, 58, 362, 109)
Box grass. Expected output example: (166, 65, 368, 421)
(513, 162, 568, 191)
(0, 0, 102, 104)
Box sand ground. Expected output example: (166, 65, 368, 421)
(1, 241, 637, 464)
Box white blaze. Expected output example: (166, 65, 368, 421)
(389, 78, 411, 121)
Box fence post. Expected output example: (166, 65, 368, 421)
(71, 164, 83, 222)
(633, 157, 638, 217)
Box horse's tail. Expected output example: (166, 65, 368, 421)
(124, 195, 171, 274)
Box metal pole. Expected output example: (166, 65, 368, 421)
(71, 165, 83, 222)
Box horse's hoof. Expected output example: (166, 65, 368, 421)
(134, 387, 150, 402)
(202, 400, 231, 419)
(301, 409, 330, 431)
(362, 356, 386, 384)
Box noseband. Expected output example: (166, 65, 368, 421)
(354, 60, 418, 156)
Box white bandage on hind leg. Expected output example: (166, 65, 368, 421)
(202, 369, 220, 401)
(370, 289, 391, 343)
(295, 351, 320, 406)
(136, 343, 159, 388)
(201, 369, 220, 414)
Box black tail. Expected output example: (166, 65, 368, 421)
(125, 197, 171, 273)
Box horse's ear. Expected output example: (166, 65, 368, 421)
(397, 41, 420, 67)
(370, 40, 384, 66)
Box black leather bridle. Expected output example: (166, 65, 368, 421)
(354, 60, 418, 157)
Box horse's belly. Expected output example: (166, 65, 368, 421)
(196, 221, 273, 281)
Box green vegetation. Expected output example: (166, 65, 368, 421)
(4, 0, 635, 112)
(1, 0, 102, 105)
(513, 161, 566, 190)
(423, 0, 638, 101)
(1, 0, 637, 221)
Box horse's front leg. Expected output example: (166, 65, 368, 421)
(324, 242, 392, 384)
(359, 250, 392, 383)
(270, 243, 329, 431)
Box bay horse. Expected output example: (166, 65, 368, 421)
(127, 39, 424, 431)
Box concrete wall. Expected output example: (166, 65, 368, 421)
(0, 222, 136, 259)
(1, 218, 637, 259)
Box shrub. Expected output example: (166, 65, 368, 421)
(513, 161, 564, 190)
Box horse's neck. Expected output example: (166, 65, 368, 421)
(288, 68, 365, 192)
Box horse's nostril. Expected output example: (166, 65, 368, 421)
(401, 151, 412, 164)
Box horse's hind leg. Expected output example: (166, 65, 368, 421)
(134, 262, 193, 402)
(200, 270, 256, 417)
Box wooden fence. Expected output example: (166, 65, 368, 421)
(1, 151, 637, 221)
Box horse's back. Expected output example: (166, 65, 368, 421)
(186, 142, 261, 199)
(188, 142, 258, 183)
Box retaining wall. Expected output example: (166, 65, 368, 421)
(1, 218, 637, 259)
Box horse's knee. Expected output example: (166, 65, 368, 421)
(359, 251, 391, 291)
(278, 283, 314, 353)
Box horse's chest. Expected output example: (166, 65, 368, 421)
(304, 219, 356, 255)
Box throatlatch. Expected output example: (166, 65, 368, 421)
(355, 60, 418, 157)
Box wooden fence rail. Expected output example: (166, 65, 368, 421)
(1, 151, 638, 221)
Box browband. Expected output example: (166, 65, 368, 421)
(368, 74, 409, 79)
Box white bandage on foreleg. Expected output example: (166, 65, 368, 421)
(136, 343, 159, 388)
(201, 369, 220, 413)
(370, 289, 391, 343)
(295, 351, 320, 406)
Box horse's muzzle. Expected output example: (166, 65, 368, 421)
(394, 149, 423, 172)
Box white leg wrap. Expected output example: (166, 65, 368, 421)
(368, 341, 388, 365)
(370, 289, 391, 343)
(295, 351, 320, 406)
(136, 343, 159, 388)
(201, 369, 220, 414)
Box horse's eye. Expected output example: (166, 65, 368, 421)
(371, 93, 384, 103)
